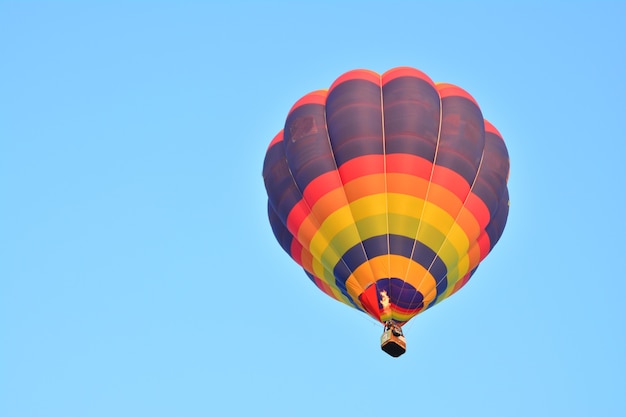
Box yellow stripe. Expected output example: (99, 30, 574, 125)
(350, 193, 388, 220)
(416, 203, 468, 271)
(346, 255, 437, 302)
(438, 239, 481, 300)
(301, 193, 475, 300)
(310, 252, 369, 310)
(314, 194, 422, 249)
(300, 250, 353, 306)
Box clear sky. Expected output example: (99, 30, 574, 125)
(2, 2, 625, 416)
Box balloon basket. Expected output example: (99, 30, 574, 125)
(381, 325, 406, 357)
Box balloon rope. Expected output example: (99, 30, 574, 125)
(380, 73, 392, 323)
(396, 89, 444, 320)
(418, 148, 487, 313)
(283, 167, 356, 305)
(278, 126, 366, 310)
(319, 94, 379, 312)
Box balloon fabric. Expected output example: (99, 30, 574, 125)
(263, 67, 509, 330)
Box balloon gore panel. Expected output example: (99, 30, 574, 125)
(263, 67, 510, 325)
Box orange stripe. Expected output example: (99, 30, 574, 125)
(431, 165, 471, 201)
(296, 215, 319, 248)
(310, 187, 349, 222)
(297, 172, 483, 238)
(303, 171, 343, 208)
(386, 173, 429, 199)
(343, 174, 386, 201)
(299, 247, 314, 275)
(466, 240, 482, 271)
(455, 207, 482, 246)
(463, 193, 491, 230)
(452, 271, 472, 294)
(426, 183, 464, 220)
(285, 167, 486, 256)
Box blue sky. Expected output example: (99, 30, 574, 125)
(1, 2, 625, 416)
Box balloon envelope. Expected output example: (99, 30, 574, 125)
(263, 67, 509, 325)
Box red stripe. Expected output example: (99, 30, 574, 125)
(358, 284, 382, 322)
(299, 246, 313, 274)
(289, 238, 304, 266)
(286, 159, 486, 246)
(329, 69, 380, 91)
(302, 171, 342, 207)
(484, 119, 503, 139)
(338, 154, 384, 182)
(437, 83, 480, 108)
(287, 90, 327, 115)
(285, 200, 309, 236)
(312, 275, 336, 300)
(476, 232, 492, 261)
(452, 272, 472, 294)
(463, 192, 491, 230)
(266, 130, 283, 151)
(386, 153, 432, 179)
(297, 154, 439, 214)
(431, 165, 471, 201)
(382, 66, 436, 89)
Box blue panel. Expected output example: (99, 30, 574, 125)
(262, 138, 302, 224)
(325, 79, 384, 167)
(382, 76, 440, 160)
(485, 188, 509, 249)
(471, 128, 510, 218)
(284, 103, 337, 192)
(333, 235, 448, 300)
(377, 278, 424, 310)
(436, 96, 485, 185)
(267, 203, 293, 255)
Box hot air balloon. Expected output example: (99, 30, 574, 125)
(262, 67, 509, 357)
